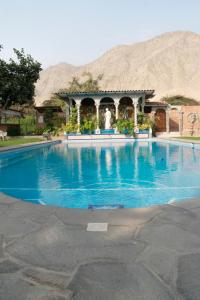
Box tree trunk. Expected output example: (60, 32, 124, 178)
(3, 97, 10, 110)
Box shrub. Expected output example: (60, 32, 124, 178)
(138, 113, 155, 131)
(61, 107, 78, 134)
(20, 114, 37, 135)
(139, 124, 150, 130)
(80, 118, 96, 133)
(163, 95, 200, 106)
(115, 119, 135, 136)
(62, 122, 78, 134)
(137, 112, 147, 125)
(43, 108, 65, 129)
(34, 127, 44, 135)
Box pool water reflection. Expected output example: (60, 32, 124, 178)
(0, 141, 200, 208)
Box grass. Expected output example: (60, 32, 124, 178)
(0, 137, 45, 147)
(175, 137, 200, 141)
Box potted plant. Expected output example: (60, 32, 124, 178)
(138, 112, 155, 135)
(61, 107, 78, 135)
(138, 123, 149, 134)
(62, 122, 78, 135)
(115, 119, 135, 136)
(80, 118, 96, 134)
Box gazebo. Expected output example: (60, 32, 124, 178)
(57, 89, 156, 133)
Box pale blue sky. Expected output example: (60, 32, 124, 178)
(0, 0, 200, 68)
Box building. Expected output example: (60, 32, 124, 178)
(35, 106, 64, 128)
(58, 90, 157, 132)
(0, 108, 22, 136)
(35, 90, 200, 137)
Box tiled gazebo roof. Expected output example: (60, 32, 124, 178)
(57, 89, 155, 99)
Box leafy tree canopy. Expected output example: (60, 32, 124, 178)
(59, 72, 103, 94)
(0, 47, 42, 110)
(43, 95, 67, 112)
(163, 95, 200, 106)
(50, 72, 103, 110)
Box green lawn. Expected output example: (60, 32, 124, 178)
(175, 137, 200, 141)
(0, 137, 45, 147)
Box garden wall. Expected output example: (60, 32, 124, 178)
(181, 106, 200, 136)
(152, 106, 200, 135)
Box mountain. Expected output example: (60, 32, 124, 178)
(34, 63, 79, 105)
(34, 31, 200, 106)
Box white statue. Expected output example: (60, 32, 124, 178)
(105, 108, 111, 129)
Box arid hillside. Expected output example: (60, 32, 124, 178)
(35, 31, 200, 105)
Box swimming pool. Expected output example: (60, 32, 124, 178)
(0, 140, 200, 209)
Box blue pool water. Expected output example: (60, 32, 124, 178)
(0, 141, 200, 209)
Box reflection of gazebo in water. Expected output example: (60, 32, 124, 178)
(57, 90, 157, 133)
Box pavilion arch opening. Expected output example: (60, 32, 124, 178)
(155, 109, 166, 132)
(99, 97, 115, 129)
(119, 97, 134, 120)
(70, 99, 76, 107)
(80, 98, 95, 121)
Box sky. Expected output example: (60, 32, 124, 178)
(0, 0, 200, 68)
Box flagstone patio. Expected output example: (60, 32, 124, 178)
(0, 192, 200, 299)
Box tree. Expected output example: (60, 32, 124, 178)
(51, 72, 103, 111)
(43, 94, 67, 112)
(59, 72, 103, 93)
(0, 47, 42, 110)
(163, 95, 200, 106)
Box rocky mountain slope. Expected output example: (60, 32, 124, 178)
(35, 31, 200, 105)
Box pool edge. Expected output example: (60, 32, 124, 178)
(0, 139, 61, 153)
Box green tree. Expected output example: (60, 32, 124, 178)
(59, 72, 103, 93)
(43, 95, 67, 112)
(0, 47, 42, 110)
(163, 95, 200, 106)
(52, 72, 103, 134)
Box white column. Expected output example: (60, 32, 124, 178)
(114, 98, 120, 134)
(95, 99, 100, 134)
(114, 98, 120, 120)
(75, 100, 81, 134)
(166, 110, 170, 133)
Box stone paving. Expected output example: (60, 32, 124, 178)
(1, 193, 200, 299)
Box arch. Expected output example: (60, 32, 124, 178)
(119, 96, 134, 119)
(70, 99, 76, 107)
(100, 97, 114, 106)
(80, 98, 95, 120)
(155, 109, 166, 132)
(99, 97, 115, 129)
